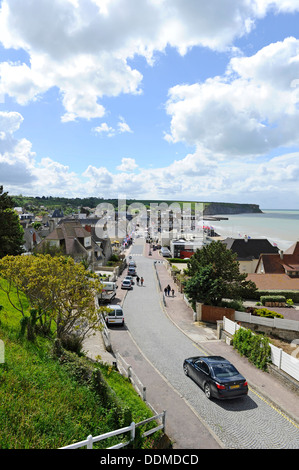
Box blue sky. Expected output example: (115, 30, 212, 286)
(0, 0, 299, 209)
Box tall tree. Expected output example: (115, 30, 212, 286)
(0, 186, 24, 258)
(0, 254, 103, 346)
(184, 264, 225, 306)
(185, 240, 257, 306)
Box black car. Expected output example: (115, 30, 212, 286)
(183, 355, 248, 400)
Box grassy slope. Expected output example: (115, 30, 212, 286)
(0, 284, 156, 449)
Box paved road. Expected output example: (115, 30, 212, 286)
(109, 239, 299, 449)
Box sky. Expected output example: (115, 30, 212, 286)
(0, 0, 299, 209)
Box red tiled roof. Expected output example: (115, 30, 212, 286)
(256, 241, 299, 275)
(247, 273, 299, 290)
(284, 241, 299, 255)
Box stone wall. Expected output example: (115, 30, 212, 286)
(239, 321, 298, 342)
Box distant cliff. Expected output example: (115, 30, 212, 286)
(203, 202, 262, 215)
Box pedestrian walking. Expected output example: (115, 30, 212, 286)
(172, 288, 174, 297)
(167, 284, 171, 296)
(136, 275, 140, 285)
(140, 277, 144, 286)
(164, 287, 168, 296)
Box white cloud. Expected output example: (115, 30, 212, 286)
(0, 111, 37, 185)
(82, 165, 114, 187)
(0, 110, 24, 135)
(93, 117, 132, 137)
(1, 107, 299, 205)
(1, 0, 298, 122)
(165, 37, 299, 158)
(118, 117, 133, 134)
(1, 0, 299, 208)
(0, 111, 81, 195)
(92, 122, 115, 137)
(117, 158, 138, 172)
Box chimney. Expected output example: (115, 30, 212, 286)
(279, 250, 284, 259)
(244, 235, 248, 242)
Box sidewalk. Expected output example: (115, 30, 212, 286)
(152, 250, 299, 426)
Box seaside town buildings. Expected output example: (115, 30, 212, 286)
(247, 241, 299, 291)
(13, 203, 299, 294)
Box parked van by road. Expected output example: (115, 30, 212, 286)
(97, 281, 118, 304)
(103, 304, 124, 326)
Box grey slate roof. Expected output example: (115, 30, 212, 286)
(221, 237, 279, 260)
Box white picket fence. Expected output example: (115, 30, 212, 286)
(60, 411, 166, 449)
(223, 316, 299, 382)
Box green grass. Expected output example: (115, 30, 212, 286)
(0, 279, 29, 330)
(0, 284, 160, 449)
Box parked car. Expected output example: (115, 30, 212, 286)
(128, 260, 136, 267)
(103, 304, 124, 326)
(127, 266, 137, 276)
(124, 275, 135, 285)
(183, 356, 248, 400)
(161, 247, 171, 257)
(121, 279, 133, 289)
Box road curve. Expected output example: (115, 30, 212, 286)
(109, 239, 299, 449)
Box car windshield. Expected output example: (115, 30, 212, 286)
(211, 363, 239, 378)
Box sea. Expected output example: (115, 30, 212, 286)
(208, 209, 299, 251)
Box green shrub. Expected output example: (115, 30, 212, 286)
(244, 289, 299, 302)
(249, 335, 271, 371)
(109, 254, 119, 262)
(171, 265, 180, 274)
(260, 295, 286, 305)
(259, 290, 299, 302)
(232, 328, 271, 371)
(168, 258, 190, 263)
(253, 308, 284, 319)
(221, 299, 246, 311)
(232, 328, 253, 358)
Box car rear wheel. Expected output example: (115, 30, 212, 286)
(204, 382, 211, 399)
(183, 364, 189, 376)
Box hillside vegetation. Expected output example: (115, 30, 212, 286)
(0, 282, 160, 449)
(12, 194, 261, 215)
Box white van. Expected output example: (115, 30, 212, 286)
(104, 304, 124, 326)
(101, 281, 117, 291)
(97, 281, 118, 304)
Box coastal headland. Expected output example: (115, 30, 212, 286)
(202, 202, 262, 216)
(12, 194, 262, 217)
